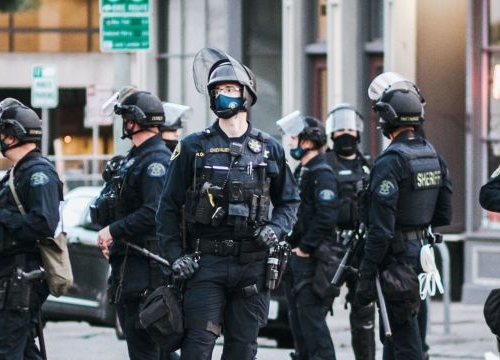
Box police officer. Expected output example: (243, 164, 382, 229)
(277, 112, 338, 360)
(324, 104, 375, 360)
(156, 47, 300, 360)
(479, 164, 500, 212)
(0, 98, 63, 359)
(159, 102, 190, 152)
(355, 72, 453, 360)
(95, 90, 172, 360)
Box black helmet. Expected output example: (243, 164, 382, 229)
(0, 98, 42, 143)
(114, 91, 165, 128)
(159, 118, 182, 132)
(374, 89, 424, 128)
(298, 117, 327, 149)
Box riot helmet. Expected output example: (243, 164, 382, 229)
(193, 48, 257, 119)
(326, 103, 364, 157)
(101, 85, 139, 116)
(368, 72, 425, 138)
(0, 98, 42, 148)
(276, 111, 326, 160)
(160, 102, 191, 152)
(114, 91, 165, 139)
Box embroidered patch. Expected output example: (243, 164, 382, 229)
(318, 189, 336, 201)
(30, 172, 49, 186)
(247, 139, 262, 153)
(377, 180, 396, 197)
(171, 143, 181, 160)
(147, 163, 166, 177)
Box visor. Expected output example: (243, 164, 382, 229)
(276, 110, 305, 136)
(162, 102, 192, 127)
(326, 104, 364, 134)
(368, 72, 422, 102)
(101, 85, 139, 116)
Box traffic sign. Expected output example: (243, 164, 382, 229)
(100, 15, 150, 51)
(100, 0, 149, 14)
(85, 84, 114, 127)
(31, 64, 58, 109)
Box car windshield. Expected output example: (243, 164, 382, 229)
(63, 196, 93, 227)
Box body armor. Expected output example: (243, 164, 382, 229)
(185, 127, 273, 239)
(383, 139, 442, 227)
(324, 151, 370, 230)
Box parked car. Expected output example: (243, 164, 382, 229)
(42, 186, 293, 347)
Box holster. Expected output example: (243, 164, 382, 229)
(1, 270, 32, 312)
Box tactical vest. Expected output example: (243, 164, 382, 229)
(324, 151, 370, 230)
(185, 127, 273, 239)
(383, 139, 442, 228)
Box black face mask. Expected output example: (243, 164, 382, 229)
(332, 133, 358, 156)
(163, 139, 178, 152)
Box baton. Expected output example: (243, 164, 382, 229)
(375, 272, 392, 338)
(123, 241, 171, 268)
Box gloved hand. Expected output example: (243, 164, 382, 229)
(171, 255, 199, 280)
(254, 225, 278, 249)
(355, 275, 376, 306)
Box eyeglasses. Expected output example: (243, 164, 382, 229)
(211, 85, 242, 97)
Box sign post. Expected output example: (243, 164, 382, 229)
(31, 64, 58, 157)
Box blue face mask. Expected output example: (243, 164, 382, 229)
(0, 139, 9, 156)
(290, 146, 307, 160)
(214, 94, 243, 119)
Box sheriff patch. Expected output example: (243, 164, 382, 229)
(30, 172, 49, 186)
(247, 139, 262, 153)
(147, 163, 166, 177)
(318, 189, 336, 201)
(376, 180, 396, 197)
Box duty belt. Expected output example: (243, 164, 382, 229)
(402, 229, 427, 242)
(196, 239, 262, 256)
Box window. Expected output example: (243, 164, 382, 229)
(0, 0, 99, 52)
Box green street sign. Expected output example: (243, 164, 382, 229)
(31, 64, 58, 109)
(100, 0, 149, 14)
(100, 15, 150, 51)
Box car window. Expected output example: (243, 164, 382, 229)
(62, 196, 93, 227)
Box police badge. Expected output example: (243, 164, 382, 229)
(247, 139, 262, 153)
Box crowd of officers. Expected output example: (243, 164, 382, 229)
(0, 47, 453, 360)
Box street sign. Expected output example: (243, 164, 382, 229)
(100, 15, 150, 51)
(31, 64, 58, 109)
(100, 0, 149, 14)
(85, 84, 114, 128)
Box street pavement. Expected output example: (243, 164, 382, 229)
(43, 296, 498, 359)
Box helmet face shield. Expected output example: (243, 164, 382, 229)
(193, 47, 257, 106)
(368, 72, 423, 103)
(162, 102, 191, 130)
(101, 85, 138, 116)
(326, 104, 364, 134)
(276, 111, 305, 136)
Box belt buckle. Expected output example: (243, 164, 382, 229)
(223, 240, 234, 256)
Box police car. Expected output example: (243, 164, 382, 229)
(41, 186, 293, 347)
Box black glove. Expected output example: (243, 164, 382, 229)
(355, 275, 376, 306)
(254, 225, 278, 249)
(172, 255, 199, 280)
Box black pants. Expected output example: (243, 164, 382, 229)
(179, 254, 269, 360)
(285, 254, 336, 360)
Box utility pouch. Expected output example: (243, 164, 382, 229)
(312, 243, 341, 301)
(391, 231, 405, 254)
(257, 195, 270, 222)
(229, 181, 244, 203)
(5, 269, 31, 312)
(194, 193, 214, 224)
(0, 278, 8, 310)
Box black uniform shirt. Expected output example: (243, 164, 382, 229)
(156, 120, 300, 264)
(360, 131, 452, 275)
(480, 165, 500, 212)
(109, 135, 170, 244)
(291, 154, 338, 254)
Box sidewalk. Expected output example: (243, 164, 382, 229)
(328, 297, 498, 360)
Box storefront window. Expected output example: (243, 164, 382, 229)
(0, 0, 99, 52)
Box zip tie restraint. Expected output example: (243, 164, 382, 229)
(418, 244, 444, 300)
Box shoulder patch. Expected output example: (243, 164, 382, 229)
(147, 163, 166, 177)
(30, 172, 50, 186)
(318, 189, 336, 201)
(376, 180, 396, 197)
(170, 143, 181, 160)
